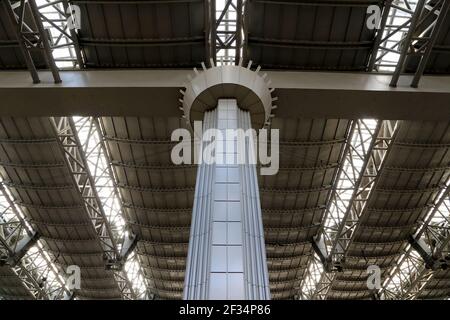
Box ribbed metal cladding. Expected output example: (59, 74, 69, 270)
(183, 108, 217, 300)
(238, 107, 271, 300)
(183, 99, 270, 300)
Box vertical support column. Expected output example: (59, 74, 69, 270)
(184, 99, 270, 300)
(237, 106, 270, 300)
(183, 108, 216, 300)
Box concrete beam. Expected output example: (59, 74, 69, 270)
(0, 70, 449, 120)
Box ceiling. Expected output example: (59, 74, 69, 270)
(0, 0, 449, 300)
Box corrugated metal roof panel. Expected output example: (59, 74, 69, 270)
(76, 0, 208, 68)
(244, 0, 381, 70)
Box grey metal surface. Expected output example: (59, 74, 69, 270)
(405, 2, 450, 74)
(0, 115, 449, 300)
(1, 70, 450, 120)
(418, 268, 450, 299)
(263, 118, 351, 299)
(93, 116, 352, 300)
(388, 0, 450, 87)
(184, 100, 270, 300)
(99, 116, 193, 299)
(180, 64, 275, 129)
(0, 117, 123, 299)
(0, 266, 35, 300)
(326, 121, 450, 299)
(183, 108, 216, 300)
(244, 0, 382, 70)
(74, 0, 209, 68)
(0, 1, 47, 70)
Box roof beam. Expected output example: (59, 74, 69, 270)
(408, 236, 436, 269)
(389, 0, 428, 86)
(311, 235, 329, 271)
(93, 117, 150, 298)
(119, 233, 138, 263)
(253, 0, 381, 7)
(71, 0, 203, 4)
(2, 0, 40, 83)
(390, 0, 450, 87)
(60, 0, 84, 68)
(214, 0, 242, 64)
(369, 0, 450, 86)
(50, 117, 138, 300)
(78, 37, 205, 47)
(0, 70, 450, 119)
(248, 38, 373, 50)
(34, 0, 83, 68)
(309, 120, 399, 299)
(367, 0, 393, 71)
(3, 0, 62, 83)
(409, 0, 450, 87)
(0, 183, 35, 264)
(380, 181, 450, 299)
(0, 182, 72, 299)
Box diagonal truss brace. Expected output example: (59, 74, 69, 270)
(369, 0, 423, 73)
(212, 0, 244, 65)
(380, 181, 450, 299)
(309, 120, 399, 299)
(1, 182, 71, 299)
(387, 0, 450, 87)
(2, 0, 61, 83)
(92, 117, 151, 299)
(38, 0, 84, 68)
(0, 184, 38, 265)
(50, 117, 137, 300)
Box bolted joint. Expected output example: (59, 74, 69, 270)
(408, 235, 438, 270)
(311, 235, 338, 273)
(104, 233, 138, 271)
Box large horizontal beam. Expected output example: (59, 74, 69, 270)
(0, 70, 449, 120)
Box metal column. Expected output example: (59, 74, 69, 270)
(184, 99, 270, 300)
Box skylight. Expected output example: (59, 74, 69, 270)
(72, 116, 149, 299)
(373, 0, 419, 72)
(36, 0, 80, 69)
(215, 0, 241, 65)
(0, 179, 69, 299)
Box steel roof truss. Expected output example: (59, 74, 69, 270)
(380, 181, 450, 299)
(50, 116, 137, 300)
(2, 0, 61, 83)
(308, 120, 399, 299)
(214, 0, 243, 65)
(0, 181, 71, 299)
(390, 0, 450, 87)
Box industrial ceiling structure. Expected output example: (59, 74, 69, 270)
(0, 0, 449, 300)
